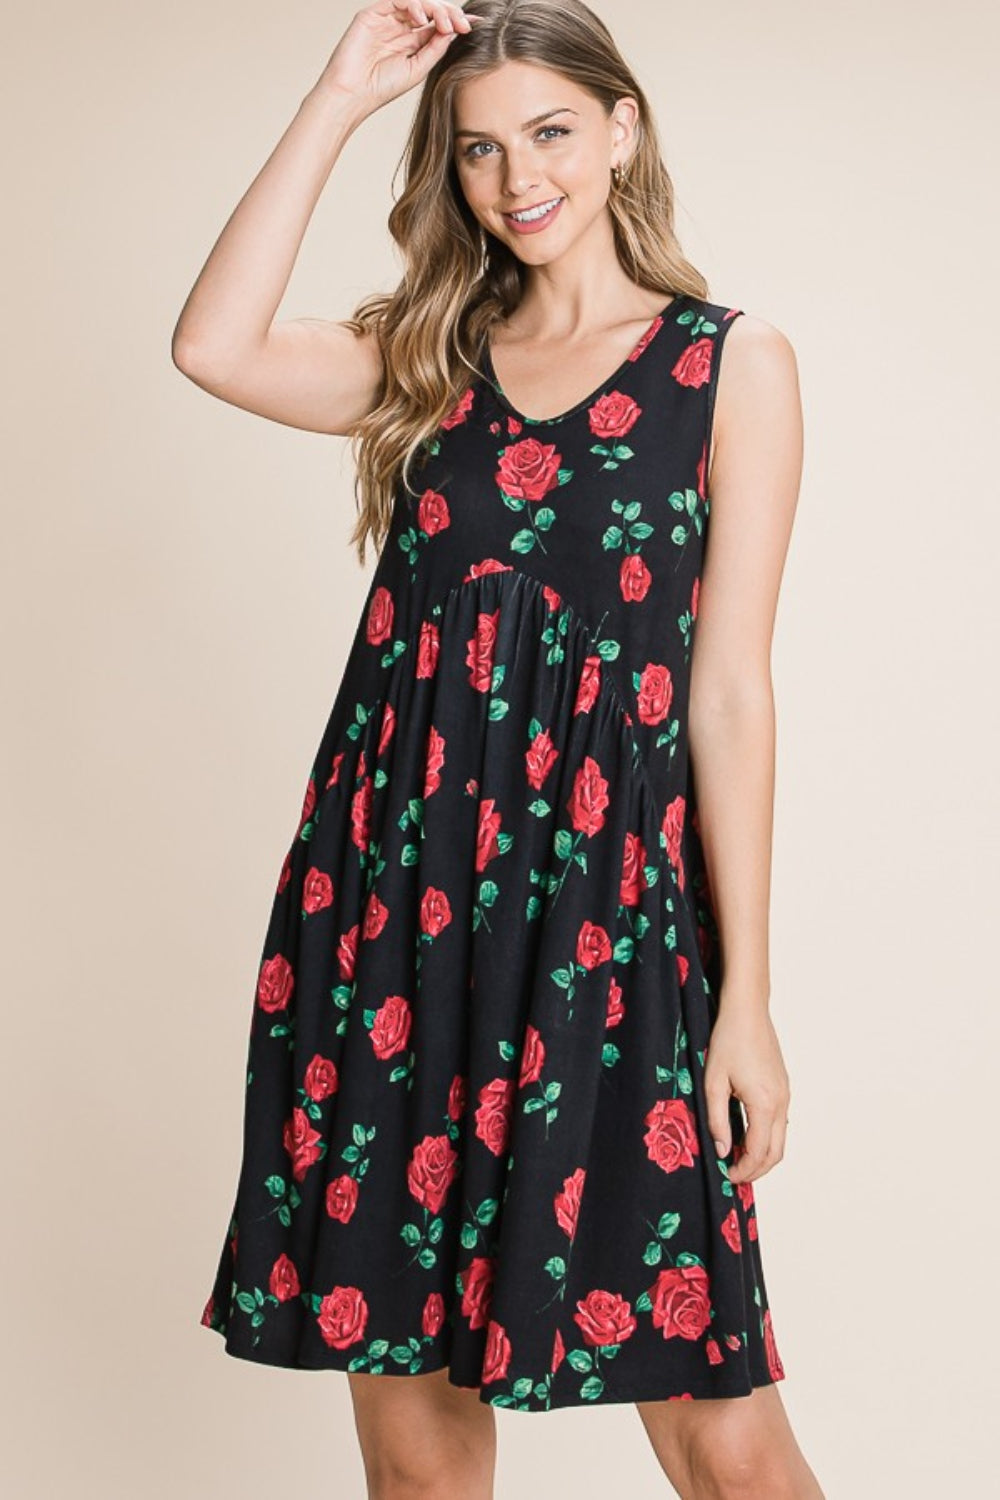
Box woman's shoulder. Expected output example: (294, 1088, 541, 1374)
(707, 299, 797, 365)
(709, 304, 802, 444)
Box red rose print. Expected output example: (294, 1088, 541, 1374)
(338, 924, 358, 981)
(423, 725, 446, 797)
(763, 1309, 785, 1380)
(637, 662, 673, 726)
(441, 386, 474, 429)
(696, 442, 707, 500)
(495, 437, 561, 502)
(554, 1167, 585, 1239)
(297, 775, 317, 833)
(407, 1133, 459, 1215)
(362, 891, 389, 940)
(551, 1327, 566, 1374)
(257, 952, 294, 1013)
(589, 390, 641, 441)
(468, 557, 514, 580)
(420, 885, 453, 938)
(475, 798, 503, 872)
(519, 1023, 545, 1087)
(200, 1295, 214, 1327)
(573, 1289, 637, 1348)
(649, 1263, 711, 1342)
(721, 1206, 742, 1253)
(605, 975, 625, 1028)
(377, 701, 396, 758)
(416, 619, 440, 679)
(370, 994, 412, 1059)
(630, 317, 664, 360)
(737, 1179, 755, 1212)
(366, 585, 394, 646)
(317, 1285, 369, 1349)
(691, 575, 700, 619)
(326, 1175, 359, 1223)
(542, 584, 561, 611)
(672, 336, 714, 390)
(525, 727, 559, 789)
(302, 866, 334, 915)
(643, 1097, 700, 1172)
(567, 756, 610, 837)
(303, 1053, 338, 1101)
(276, 850, 292, 894)
(460, 1255, 495, 1330)
(422, 1291, 446, 1337)
(661, 795, 686, 890)
(619, 551, 652, 604)
(706, 1336, 724, 1365)
(417, 488, 451, 536)
(620, 831, 648, 907)
(466, 608, 500, 692)
(283, 1106, 323, 1182)
(573, 655, 602, 715)
(350, 775, 373, 853)
(447, 1073, 466, 1121)
(483, 1318, 512, 1383)
(576, 920, 612, 971)
(474, 1077, 515, 1157)
(269, 1253, 300, 1303)
(675, 951, 690, 986)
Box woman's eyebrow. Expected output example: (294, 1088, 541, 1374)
(454, 107, 578, 140)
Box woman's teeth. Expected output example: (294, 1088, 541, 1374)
(508, 197, 562, 222)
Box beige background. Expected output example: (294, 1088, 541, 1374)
(3, 1, 997, 1494)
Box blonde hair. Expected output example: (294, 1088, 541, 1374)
(342, 0, 708, 568)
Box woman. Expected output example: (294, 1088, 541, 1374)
(175, 2, 819, 1495)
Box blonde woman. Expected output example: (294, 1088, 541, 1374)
(176, 3, 820, 1495)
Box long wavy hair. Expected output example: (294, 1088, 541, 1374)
(342, 0, 708, 567)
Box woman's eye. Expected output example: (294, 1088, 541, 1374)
(464, 125, 570, 160)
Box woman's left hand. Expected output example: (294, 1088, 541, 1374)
(703, 998, 791, 1184)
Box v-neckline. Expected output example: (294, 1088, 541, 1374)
(482, 294, 686, 426)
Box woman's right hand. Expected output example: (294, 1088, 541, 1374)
(318, 1, 478, 119)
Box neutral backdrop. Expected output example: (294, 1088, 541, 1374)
(3, 1, 997, 1495)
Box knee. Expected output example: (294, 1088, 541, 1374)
(687, 1433, 799, 1500)
(367, 1453, 490, 1500)
(365, 1425, 494, 1500)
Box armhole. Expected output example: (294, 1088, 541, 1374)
(705, 309, 744, 493)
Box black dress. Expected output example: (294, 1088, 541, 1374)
(200, 293, 787, 1413)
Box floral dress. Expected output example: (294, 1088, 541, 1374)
(199, 292, 786, 1413)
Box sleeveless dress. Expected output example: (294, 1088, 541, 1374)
(199, 293, 786, 1413)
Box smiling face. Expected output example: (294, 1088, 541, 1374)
(452, 60, 638, 267)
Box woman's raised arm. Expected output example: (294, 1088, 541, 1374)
(170, 2, 476, 435)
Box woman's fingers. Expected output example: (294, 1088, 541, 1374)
(727, 1098, 770, 1184)
(401, 0, 475, 31)
(727, 1091, 789, 1183)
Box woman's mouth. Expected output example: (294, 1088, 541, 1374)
(501, 196, 565, 235)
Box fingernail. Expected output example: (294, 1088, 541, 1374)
(713, 1139, 727, 1156)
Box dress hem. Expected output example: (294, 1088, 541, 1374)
(200, 1317, 786, 1414)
